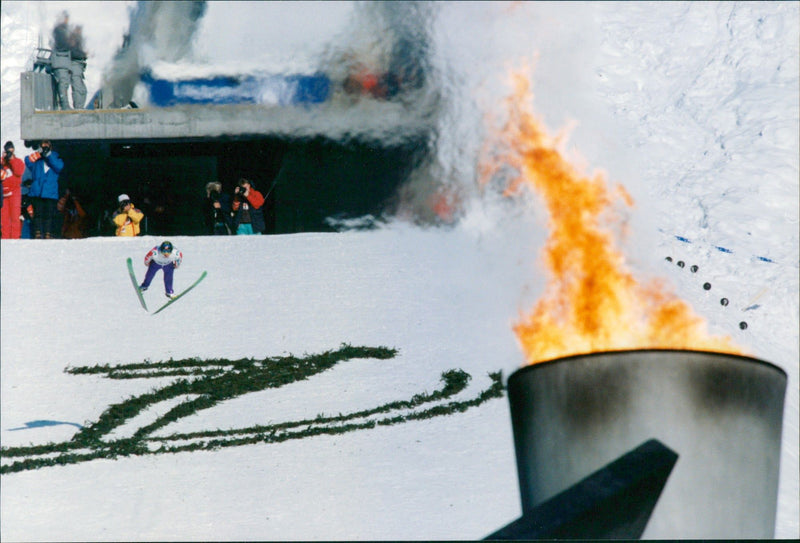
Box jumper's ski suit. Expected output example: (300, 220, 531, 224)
(141, 244, 183, 296)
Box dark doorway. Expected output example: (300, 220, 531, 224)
(50, 134, 427, 236)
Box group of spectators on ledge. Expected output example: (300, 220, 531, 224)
(1, 139, 268, 239)
(112, 178, 267, 237)
(1, 138, 91, 239)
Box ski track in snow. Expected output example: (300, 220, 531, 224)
(2, 1, 798, 540)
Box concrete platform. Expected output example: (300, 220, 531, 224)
(17, 70, 438, 236)
(20, 71, 435, 145)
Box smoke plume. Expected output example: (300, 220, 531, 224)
(102, 0, 207, 108)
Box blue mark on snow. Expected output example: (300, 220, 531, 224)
(8, 420, 84, 431)
(662, 230, 788, 267)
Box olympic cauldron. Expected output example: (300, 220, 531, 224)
(493, 349, 786, 539)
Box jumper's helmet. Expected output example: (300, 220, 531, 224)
(159, 241, 173, 255)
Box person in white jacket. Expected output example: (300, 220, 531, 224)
(139, 240, 183, 298)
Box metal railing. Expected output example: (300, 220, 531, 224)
(29, 47, 57, 110)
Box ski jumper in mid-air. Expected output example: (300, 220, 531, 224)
(140, 241, 182, 298)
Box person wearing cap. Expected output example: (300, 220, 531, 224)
(25, 139, 63, 239)
(139, 241, 183, 299)
(1, 141, 26, 239)
(112, 193, 144, 236)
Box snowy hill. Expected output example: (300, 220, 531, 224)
(1, 215, 798, 539)
(1, 226, 544, 540)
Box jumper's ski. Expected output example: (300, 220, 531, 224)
(127, 257, 148, 311)
(152, 271, 208, 315)
(741, 286, 769, 311)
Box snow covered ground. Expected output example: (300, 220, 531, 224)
(2, 1, 798, 540)
(0, 226, 545, 540)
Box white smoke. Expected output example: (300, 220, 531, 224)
(101, 0, 207, 107)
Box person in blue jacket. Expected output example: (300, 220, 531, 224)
(25, 140, 64, 238)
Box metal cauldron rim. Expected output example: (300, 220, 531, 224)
(507, 348, 787, 385)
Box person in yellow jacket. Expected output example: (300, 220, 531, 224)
(112, 193, 144, 236)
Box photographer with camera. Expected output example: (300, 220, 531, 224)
(1, 141, 26, 239)
(231, 178, 266, 235)
(25, 139, 64, 239)
(204, 181, 233, 235)
(112, 193, 144, 237)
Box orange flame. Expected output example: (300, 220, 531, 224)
(482, 69, 744, 365)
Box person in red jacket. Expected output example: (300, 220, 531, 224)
(1, 141, 26, 239)
(231, 178, 266, 234)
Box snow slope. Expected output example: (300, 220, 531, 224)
(1, 224, 545, 540)
(2, 1, 798, 540)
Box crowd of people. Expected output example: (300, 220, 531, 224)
(2, 10, 292, 240)
(1, 137, 270, 239)
(1, 139, 68, 240)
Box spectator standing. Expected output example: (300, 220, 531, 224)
(231, 178, 265, 235)
(1, 141, 26, 239)
(51, 11, 73, 110)
(204, 181, 233, 235)
(25, 140, 63, 239)
(67, 25, 88, 109)
(112, 193, 144, 236)
(139, 241, 183, 299)
(138, 178, 174, 235)
(20, 183, 33, 239)
(57, 188, 88, 238)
